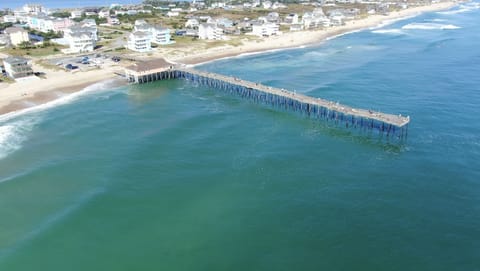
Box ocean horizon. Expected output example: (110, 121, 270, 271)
(1, 2, 479, 270)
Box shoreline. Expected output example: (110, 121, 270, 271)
(0, 1, 459, 118)
(175, 1, 458, 65)
(0, 61, 126, 117)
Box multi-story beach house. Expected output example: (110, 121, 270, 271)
(185, 18, 199, 28)
(98, 9, 110, 18)
(3, 15, 17, 23)
(67, 31, 96, 53)
(27, 16, 73, 33)
(107, 17, 120, 25)
(262, 1, 272, 9)
(251, 22, 280, 37)
(13, 9, 29, 23)
(62, 20, 97, 53)
(70, 10, 83, 19)
(284, 13, 299, 25)
(152, 27, 172, 45)
(3, 56, 34, 79)
(198, 23, 224, 40)
(302, 9, 331, 29)
(22, 4, 46, 15)
(129, 20, 173, 46)
(127, 31, 152, 52)
(4, 27, 30, 46)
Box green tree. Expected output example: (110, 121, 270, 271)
(18, 41, 33, 49)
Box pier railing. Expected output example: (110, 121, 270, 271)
(126, 65, 410, 139)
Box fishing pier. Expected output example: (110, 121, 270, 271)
(125, 59, 410, 138)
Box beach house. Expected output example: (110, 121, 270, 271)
(130, 20, 173, 46)
(3, 15, 17, 23)
(67, 31, 96, 53)
(251, 22, 279, 37)
(4, 27, 30, 46)
(262, 1, 272, 9)
(198, 23, 224, 40)
(2, 56, 34, 79)
(284, 13, 299, 24)
(185, 18, 199, 28)
(127, 31, 152, 52)
(27, 16, 73, 33)
(22, 4, 46, 15)
(98, 9, 110, 18)
(70, 10, 83, 19)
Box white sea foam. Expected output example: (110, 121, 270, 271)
(0, 116, 40, 160)
(371, 28, 405, 35)
(425, 18, 447, 22)
(402, 23, 461, 30)
(0, 79, 122, 123)
(0, 79, 122, 160)
(370, 13, 419, 30)
(437, 3, 480, 15)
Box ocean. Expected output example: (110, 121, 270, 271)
(1, 2, 480, 270)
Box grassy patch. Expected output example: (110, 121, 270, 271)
(1, 45, 66, 57)
(36, 59, 64, 71)
(0, 74, 15, 83)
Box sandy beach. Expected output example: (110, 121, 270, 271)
(0, 1, 458, 117)
(174, 1, 458, 65)
(0, 60, 126, 116)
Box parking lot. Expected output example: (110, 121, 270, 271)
(47, 53, 122, 72)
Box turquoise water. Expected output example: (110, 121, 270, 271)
(1, 3, 480, 270)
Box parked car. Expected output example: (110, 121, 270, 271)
(65, 64, 78, 70)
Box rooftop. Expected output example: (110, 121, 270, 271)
(3, 56, 30, 64)
(4, 27, 27, 34)
(125, 59, 173, 73)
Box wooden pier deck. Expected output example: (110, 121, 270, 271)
(177, 67, 410, 128)
(124, 59, 410, 138)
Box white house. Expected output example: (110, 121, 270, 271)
(67, 31, 96, 53)
(129, 20, 173, 47)
(13, 9, 29, 23)
(107, 17, 120, 25)
(185, 18, 199, 28)
(251, 22, 279, 37)
(115, 10, 127, 16)
(98, 9, 110, 18)
(284, 13, 299, 24)
(302, 11, 330, 29)
(262, 1, 272, 9)
(23, 4, 46, 15)
(152, 26, 172, 45)
(70, 10, 83, 19)
(3, 56, 34, 79)
(127, 31, 151, 52)
(198, 23, 224, 40)
(290, 23, 303, 31)
(4, 27, 30, 46)
(3, 15, 17, 23)
(271, 2, 287, 9)
(166, 11, 179, 17)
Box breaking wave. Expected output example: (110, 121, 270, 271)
(437, 2, 480, 15)
(0, 117, 40, 160)
(402, 23, 461, 30)
(371, 29, 405, 35)
(0, 79, 122, 160)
